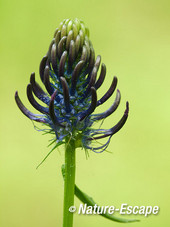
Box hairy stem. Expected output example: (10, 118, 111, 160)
(63, 137, 76, 227)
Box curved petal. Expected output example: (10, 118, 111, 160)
(97, 76, 117, 106)
(51, 43, 58, 75)
(15, 91, 47, 123)
(60, 77, 71, 113)
(30, 72, 50, 104)
(95, 63, 106, 90)
(93, 89, 121, 120)
(68, 40, 75, 70)
(44, 66, 55, 95)
(39, 55, 48, 82)
(58, 36, 67, 58)
(27, 84, 49, 114)
(70, 60, 85, 95)
(79, 87, 97, 121)
(86, 46, 95, 73)
(80, 45, 88, 62)
(49, 90, 65, 128)
(89, 102, 129, 140)
(81, 67, 97, 100)
(58, 51, 67, 77)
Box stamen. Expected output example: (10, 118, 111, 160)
(85, 137, 111, 153)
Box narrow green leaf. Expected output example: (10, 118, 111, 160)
(75, 185, 139, 223)
(47, 139, 57, 147)
(36, 141, 65, 169)
(61, 165, 140, 223)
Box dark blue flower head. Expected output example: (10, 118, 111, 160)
(15, 18, 129, 153)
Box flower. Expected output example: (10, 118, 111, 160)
(15, 18, 129, 153)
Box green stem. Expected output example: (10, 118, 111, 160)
(63, 137, 76, 227)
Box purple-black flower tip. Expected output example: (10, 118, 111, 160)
(125, 101, 129, 116)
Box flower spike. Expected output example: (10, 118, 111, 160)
(15, 18, 136, 226)
(15, 18, 129, 153)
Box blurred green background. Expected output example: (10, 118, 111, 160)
(0, 0, 170, 226)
